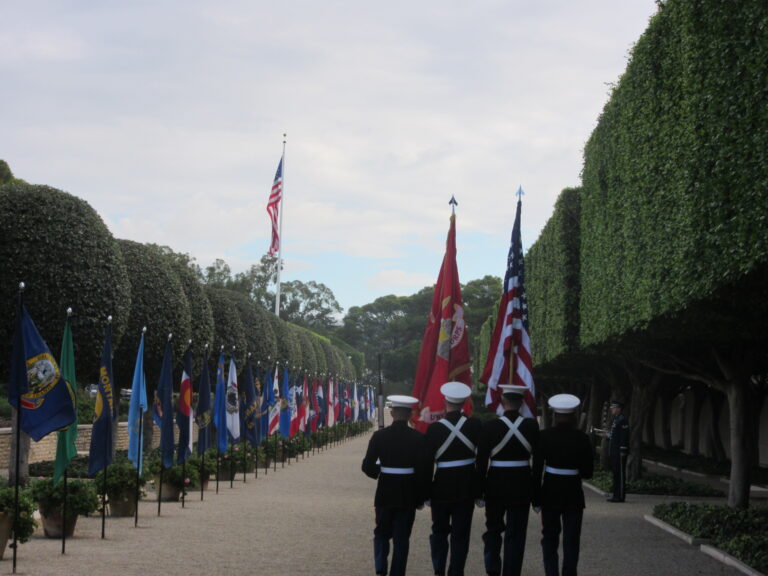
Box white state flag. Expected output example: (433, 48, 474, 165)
(226, 358, 241, 440)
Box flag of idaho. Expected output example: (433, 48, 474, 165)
(10, 305, 76, 441)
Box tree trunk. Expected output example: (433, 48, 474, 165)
(8, 408, 30, 486)
(706, 388, 727, 463)
(626, 369, 660, 481)
(659, 387, 674, 450)
(689, 385, 706, 456)
(645, 396, 657, 447)
(726, 381, 751, 508)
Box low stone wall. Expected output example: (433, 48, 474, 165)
(0, 421, 196, 467)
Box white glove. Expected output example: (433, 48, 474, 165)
(475, 499, 485, 508)
(425, 500, 431, 508)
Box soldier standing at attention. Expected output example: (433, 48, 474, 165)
(476, 384, 539, 576)
(606, 399, 629, 502)
(531, 394, 594, 576)
(425, 381, 482, 576)
(362, 395, 430, 576)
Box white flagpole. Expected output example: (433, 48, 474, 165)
(274, 134, 286, 317)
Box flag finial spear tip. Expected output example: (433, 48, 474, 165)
(67, 307, 73, 317)
(516, 186, 525, 199)
(188, 339, 192, 345)
(19, 281, 25, 291)
(168, 332, 173, 341)
(142, 326, 147, 334)
(107, 315, 113, 324)
(205, 343, 209, 349)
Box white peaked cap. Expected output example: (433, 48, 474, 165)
(387, 395, 419, 408)
(440, 381, 472, 404)
(499, 384, 528, 397)
(548, 393, 580, 414)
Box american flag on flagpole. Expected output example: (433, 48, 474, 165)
(267, 157, 284, 257)
(480, 190, 537, 418)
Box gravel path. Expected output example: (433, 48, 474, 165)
(5, 429, 742, 575)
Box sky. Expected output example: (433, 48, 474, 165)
(1, 0, 659, 314)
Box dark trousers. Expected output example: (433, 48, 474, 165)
(374, 506, 416, 576)
(482, 503, 529, 576)
(429, 499, 474, 576)
(610, 454, 626, 501)
(541, 508, 583, 576)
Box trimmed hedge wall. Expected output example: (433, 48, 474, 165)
(580, 0, 768, 348)
(526, 188, 580, 369)
(204, 286, 247, 357)
(114, 240, 191, 384)
(0, 183, 131, 381)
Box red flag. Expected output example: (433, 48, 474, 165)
(298, 376, 308, 433)
(480, 196, 536, 418)
(311, 379, 320, 433)
(411, 213, 472, 432)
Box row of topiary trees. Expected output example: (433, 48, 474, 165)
(0, 178, 360, 392)
(480, 0, 768, 509)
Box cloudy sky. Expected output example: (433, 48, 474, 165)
(1, 1, 658, 313)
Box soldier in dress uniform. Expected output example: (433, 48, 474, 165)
(531, 393, 594, 576)
(606, 399, 629, 502)
(362, 395, 431, 576)
(425, 381, 482, 576)
(476, 384, 540, 576)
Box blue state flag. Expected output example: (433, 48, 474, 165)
(196, 350, 212, 455)
(154, 340, 175, 469)
(127, 333, 147, 473)
(88, 324, 116, 476)
(213, 352, 228, 452)
(9, 304, 76, 442)
(279, 367, 291, 438)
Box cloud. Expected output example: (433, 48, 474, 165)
(366, 269, 436, 294)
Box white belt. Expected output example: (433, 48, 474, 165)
(489, 459, 529, 468)
(435, 458, 475, 469)
(545, 466, 579, 476)
(380, 466, 415, 475)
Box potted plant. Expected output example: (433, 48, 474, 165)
(0, 483, 37, 559)
(147, 457, 200, 502)
(29, 477, 98, 538)
(94, 454, 147, 517)
(188, 451, 217, 491)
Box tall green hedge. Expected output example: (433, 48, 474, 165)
(526, 188, 580, 368)
(0, 183, 131, 381)
(580, 0, 768, 348)
(223, 290, 277, 364)
(204, 286, 247, 358)
(114, 240, 191, 384)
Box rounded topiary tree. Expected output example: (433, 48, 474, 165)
(113, 240, 191, 385)
(320, 339, 340, 378)
(204, 287, 247, 358)
(151, 247, 214, 366)
(0, 182, 131, 381)
(294, 326, 318, 375)
(311, 336, 328, 377)
(224, 290, 277, 364)
(284, 323, 306, 374)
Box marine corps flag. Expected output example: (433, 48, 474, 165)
(411, 211, 472, 432)
(9, 304, 76, 441)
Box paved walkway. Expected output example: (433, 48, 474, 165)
(5, 430, 743, 575)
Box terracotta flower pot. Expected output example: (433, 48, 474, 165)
(40, 511, 78, 539)
(153, 477, 182, 502)
(0, 513, 12, 560)
(108, 496, 136, 517)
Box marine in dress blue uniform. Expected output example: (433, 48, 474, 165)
(607, 400, 629, 502)
(362, 395, 431, 576)
(476, 384, 540, 576)
(425, 382, 482, 576)
(531, 394, 594, 576)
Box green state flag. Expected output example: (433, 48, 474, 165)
(53, 317, 78, 485)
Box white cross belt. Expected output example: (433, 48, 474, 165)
(435, 458, 475, 469)
(380, 466, 415, 475)
(489, 459, 530, 468)
(544, 466, 579, 476)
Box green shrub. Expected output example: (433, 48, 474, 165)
(29, 477, 99, 517)
(0, 486, 37, 542)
